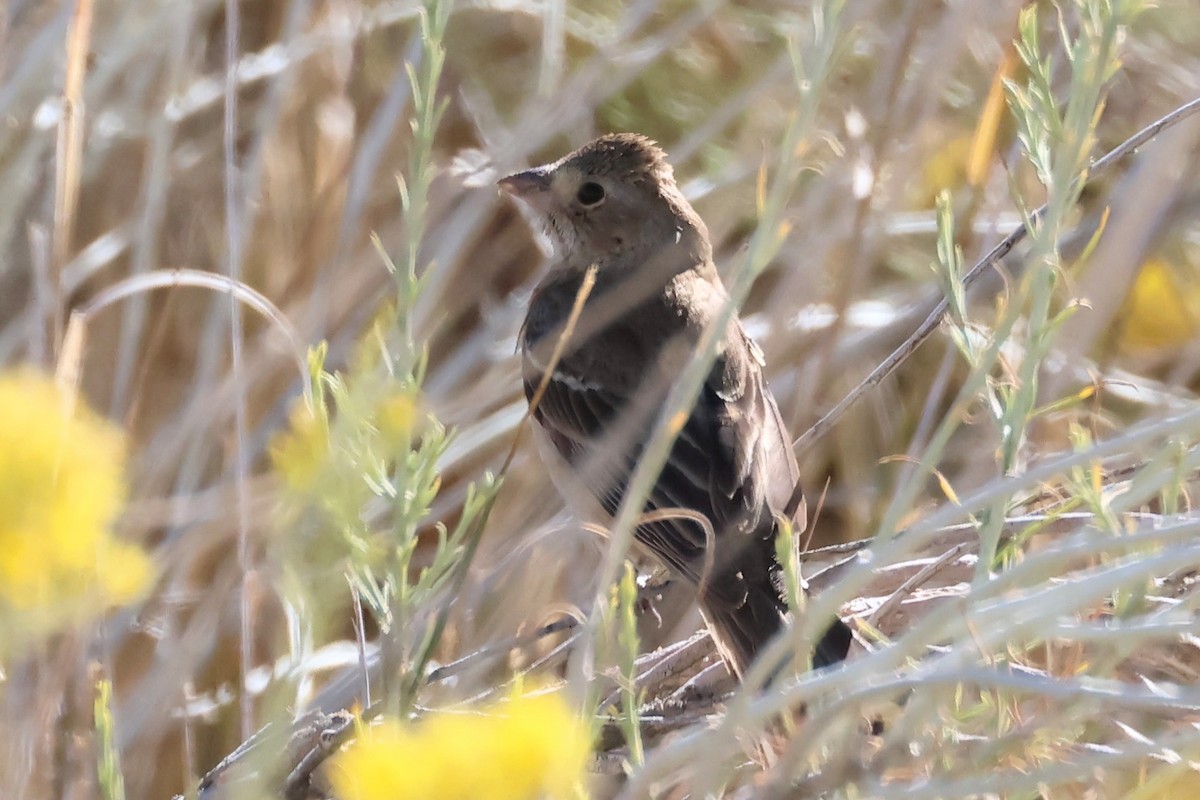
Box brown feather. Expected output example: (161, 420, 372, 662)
(504, 134, 851, 677)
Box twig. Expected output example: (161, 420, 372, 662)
(281, 712, 355, 800)
(501, 263, 598, 472)
(52, 0, 93, 354)
(426, 616, 580, 685)
(599, 631, 714, 710)
(867, 542, 972, 628)
(195, 717, 291, 793)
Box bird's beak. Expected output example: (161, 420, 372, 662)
(498, 166, 552, 198)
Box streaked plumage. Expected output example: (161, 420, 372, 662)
(501, 133, 850, 676)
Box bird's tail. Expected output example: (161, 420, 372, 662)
(701, 580, 852, 678)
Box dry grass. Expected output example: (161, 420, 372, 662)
(2, 0, 1200, 797)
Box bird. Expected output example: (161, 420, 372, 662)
(499, 133, 851, 678)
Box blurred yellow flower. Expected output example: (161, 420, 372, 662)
(0, 368, 151, 645)
(270, 400, 331, 494)
(1119, 258, 1200, 352)
(916, 136, 973, 207)
(375, 390, 416, 450)
(329, 691, 591, 800)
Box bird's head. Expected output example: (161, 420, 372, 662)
(499, 133, 708, 266)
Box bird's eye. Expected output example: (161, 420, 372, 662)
(575, 181, 605, 206)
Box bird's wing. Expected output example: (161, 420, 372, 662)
(705, 320, 802, 522)
(522, 309, 795, 607)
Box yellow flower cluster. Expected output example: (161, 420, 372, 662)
(0, 368, 151, 647)
(269, 399, 331, 495)
(1120, 258, 1200, 352)
(268, 387, 416, 496)
(329, 691, 592, 800)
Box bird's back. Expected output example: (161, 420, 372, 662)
(520, 261, 798, 596)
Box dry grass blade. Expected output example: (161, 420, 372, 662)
(502, 262, 598, 473)
(50, 0, 94, 350)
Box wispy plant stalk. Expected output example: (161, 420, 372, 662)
(94, 679, 126, 800)
(976, 0, 1133, 575)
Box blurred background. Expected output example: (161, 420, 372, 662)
(2, 0, 1199, 796)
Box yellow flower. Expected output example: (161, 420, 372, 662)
(1119, 258, 1200, 352)
(270, 400, 331, 494)
(0, 368, 151, 645)
(915, 136, 973, 207)
(375, 390, 416, 450)
(329, 691, 591, 800)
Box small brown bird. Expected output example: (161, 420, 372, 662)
(501, 133, 850, 677)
